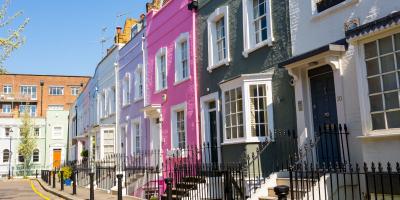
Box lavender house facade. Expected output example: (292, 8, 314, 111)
(118, 19, 148, 156)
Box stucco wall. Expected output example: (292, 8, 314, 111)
(146, 0, 199, 154)
(118, 27, 149, 155)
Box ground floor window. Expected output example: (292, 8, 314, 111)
(224, 87, 244, 139)
(33, 149, 39, 162)
(171, 103, 187, 149)
(2, 149, 9, 163)
(103, 129, 115, 156)
(249, 84, 268, 137)
(364, 33, 400, 130)
(132, 121, 141, 153)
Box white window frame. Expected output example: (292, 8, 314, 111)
(356, 30, 400, 136)
(3, 85, 12, 94)
(2, 149, 9, 163)
(71, 87, 80, 96)
(19, 105, 37, 117)
(131, 118, 141, 154)
(49, 86, 64, 96)
(220, 74, 274, 145)
(155, 47, 168, 92)
(174, 32, 191, 84)
(242, 0, 274, 57)
(32, 149, 39, 162)
(171, 102, 187, 150)
(5, 127, 11, 137)
(52, 126, 63, 139)
(134, 65, 144, 100)
(102, 129, 115, 157)
(20, 85, 37, 100)
(48, 105, 64, 111)
(34, 127, 40, 137)
(2, 104, 11, 113)
(207, 6, 231, 72)
(122, 73, 131, 106)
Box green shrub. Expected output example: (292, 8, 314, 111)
(58, 166, 73, 180)
(80, 150, 89, 158)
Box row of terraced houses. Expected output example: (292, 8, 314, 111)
(64, 0, 400, 199)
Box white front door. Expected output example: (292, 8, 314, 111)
(150, 118, 161, 166)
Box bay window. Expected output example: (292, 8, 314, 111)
(221, 73, 274, 143)
(364, 33, 400, 130)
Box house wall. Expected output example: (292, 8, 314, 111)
(146, 0, 199, 156)
(288, 0, 400, 163)
(45, 110, 69, 167)
(196, 0, 294, 162)
(118, 27, 149, 155)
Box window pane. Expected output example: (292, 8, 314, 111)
(387, 111, 400, 128)
(367, 77, 381, 94)
(378, 36, 393, 55)
(380, 54, 395, 73)
(230, 89, 235, 101)
(384, 92, 399, 110)
(397, 53, 400, 69)
(366, 59, 379, 76)
(369, 95, 383, 112)
(238, 125, 244, 138)
(236, 88, 242, 99)
(395, 33, 400, 51)
(250, 85, 257, 97)
(364, 41, 377, 59)
(382, 73, 397, 91)
(371, 113, 385, 130)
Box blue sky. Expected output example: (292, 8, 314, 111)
(4, 0, 148, 76)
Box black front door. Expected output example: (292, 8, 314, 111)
(208, 101, 219, 164)
(309, 65, 340, 164)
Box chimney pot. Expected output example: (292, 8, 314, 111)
(116, 27, 122, 34)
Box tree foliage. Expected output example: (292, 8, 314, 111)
(18, 110, 36, 177)
(0, 0, 29, 73)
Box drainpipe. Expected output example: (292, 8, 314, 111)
(66, 114, 70, 162)
(40, 81, 44, 117)
(114, 55, 120, 154)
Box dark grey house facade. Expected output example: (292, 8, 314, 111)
(196, 0, 295, 163)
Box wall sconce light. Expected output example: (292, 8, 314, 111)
(188, 0, 198, 11)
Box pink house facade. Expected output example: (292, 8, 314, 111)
(144, 0, 199, 165)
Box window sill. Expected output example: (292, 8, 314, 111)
(243, 39, 274, 58)
(207, 59, 230, 73)
(221, 137, 267, 145)
(155, 88, 168, 94)
(174, 77, 191, 86)
(311, 0, 358, 21)
(358, 130, 400, 141)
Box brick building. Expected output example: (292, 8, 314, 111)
(0, 74, 90, 177)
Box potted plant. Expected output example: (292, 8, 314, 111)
(80, 149, 89, 158)
(58, 166, 73, 186)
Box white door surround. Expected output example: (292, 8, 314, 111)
(284, 47, 346, 149)
(200, 92, 221, 164)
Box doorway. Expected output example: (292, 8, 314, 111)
(150, 118, 161, 166)
(53, 149, 61, 169)
(309, 65, 340, 164)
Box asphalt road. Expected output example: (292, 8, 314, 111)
(0, 179, 63, 200)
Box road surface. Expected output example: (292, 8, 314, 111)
(0, 178, 62, 200)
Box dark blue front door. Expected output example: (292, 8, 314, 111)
(309, 65, 340, 164)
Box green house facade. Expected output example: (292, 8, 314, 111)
(196, 0, 295, 163)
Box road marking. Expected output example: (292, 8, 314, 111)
(30, 180, 51, 200)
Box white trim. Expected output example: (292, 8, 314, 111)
(207, 6, 231, 72)
(220, 73, 275, 144)
(200, 92, 221, 164)
(131, 117, 142, 154)
(174, 32, 191, 83)
(155, 47, 168, 92)
(242, 0, 274, 57)
(170, 102, 187, 150)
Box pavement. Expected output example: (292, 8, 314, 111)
(0, 178, 62, 200)
(36, 177, 141, 200)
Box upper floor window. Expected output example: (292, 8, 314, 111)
(49, 86, 64, 96)
(5, 127, 11, 137)
(34, 128, 40, 137)
(20, 86, 37, 99)
(33, 149, 39, 162)
(134, 66, 143, 99)
(122, 73, 131, 106)
(316, 0, 345, 13)
(52, 126, 63, 139)
(242, 0, 273, 56)
(71, 87, 80, 96)
(19, 105, 36, 117)
(175, 33, 190, 83)
(2, 104, 11, 113)
(3, 85, 12, 94)
(207, 6, 230, 72)
(48, 105, 64, 111)
(156, 47, 167, 91)
(364, 33, 400, 130)
(3, 149, 9, 163)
